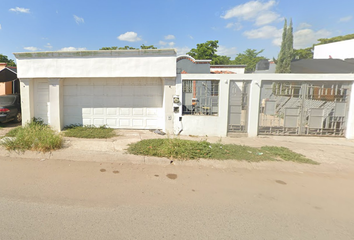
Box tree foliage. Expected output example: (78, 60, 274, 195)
(317, 33, 354, 45)
(0, 54, 16, 67)
(275, 18, 293, 73)
(187, 40, 234, 65)
(187, 40, 219, 62)
(140, 44, 157, 49)
(99, 45, 156, 50)
(293, 47, 313, 59)
(233, 49, 267, 72)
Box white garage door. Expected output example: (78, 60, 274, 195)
(63, 78, 164, 129)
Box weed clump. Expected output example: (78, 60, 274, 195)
(127, 138, 319, 164)
(63, 124, 116, 139)
(1, 118, 62, 152)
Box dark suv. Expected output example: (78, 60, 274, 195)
(0, 94, 22, 123)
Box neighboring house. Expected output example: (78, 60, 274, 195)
(291, 59, 354, 73)
(14, 51, 354, 139)
(210, 65, 246, 74)
(0, 63, 19, 95)
(254, 59, 276, 73)
(314, 39, 354, 60)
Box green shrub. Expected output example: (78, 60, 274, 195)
(1, 119, 62, 152)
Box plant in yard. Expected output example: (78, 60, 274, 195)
(127, 138, 318, 164)
(1, 118, 62, 152)
(63, 124, 116, 138)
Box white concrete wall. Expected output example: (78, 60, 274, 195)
(177, 73, 354, 139)
(14, 50, 177, 78)
(314, 39, 354, 60)
(177, 74, 254, 137)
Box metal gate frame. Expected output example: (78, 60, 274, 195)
(228, 80, 250, 134)
(258, 81, 351, 136)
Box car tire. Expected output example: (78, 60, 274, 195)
(13, 112, 22, 123)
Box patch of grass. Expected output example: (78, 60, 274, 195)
(1, 120, 62, 152)
(127, 138, 319, 164)
(5, 126, 22, 137)
(260, 146, 319, 165)
(63, 125, 116, 138)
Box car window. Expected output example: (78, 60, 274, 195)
(0, 95, 16, 105)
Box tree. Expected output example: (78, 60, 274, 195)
(276, 18, 293, 73)
(100, 45, 156, 50)
(293, 47, 313, 59)
(0, 54, 16, 67)
(140, 44, 157, 49)
(233, 49, 267, 72)
(187, 40, 232, 65)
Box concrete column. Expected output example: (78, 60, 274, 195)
(247, 77, 261, 137)
(345, 82, 354, 139)
(19, 78, 33, 126)
(48, 78, 63, 132)
(162, 77, 176, 134)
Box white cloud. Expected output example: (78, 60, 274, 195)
(45, 43, 53, 49)
(244, 25, 282, 39)
(60, 47, 87, 51)
(9, 7, 30, 13)
(175, 47, 190, 56)
(225, 22, 243, 31)
(164, 35, 175, 40)
(294, 28, 332, 49)
(297, 22, 311, 30)
(159, 41, 175, 47)
(24, 47, 39, 51)
(73, 15, 84, 24)
(117, 32, 142, 42)
(188, 35, 194, 40)
(339, 16, 352, 22)
(222, 0, 280, 26)
(217, 46, 238, 57)
(254, 12, 280, 26)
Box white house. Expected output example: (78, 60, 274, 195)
(14, 51, 354, 139)
(314, 39, 354, 60)
(14, 49, 177, 133)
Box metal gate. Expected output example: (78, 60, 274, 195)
(228, 81, 250, 133)
(258, 81, 351, 136)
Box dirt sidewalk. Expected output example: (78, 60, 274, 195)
(1, 127, 354, 175)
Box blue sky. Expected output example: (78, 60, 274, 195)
(1, 0, 353, 62)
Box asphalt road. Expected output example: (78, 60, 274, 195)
(0, 156, 353, 240)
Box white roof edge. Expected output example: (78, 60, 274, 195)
(177, 55, 212, 63)
(14, 49, 177, 59)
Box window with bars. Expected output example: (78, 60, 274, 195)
(182, 80, 219, 115)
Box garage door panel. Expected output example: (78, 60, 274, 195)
(63, 78, 163, 129)
(93, 108, 105, 115)
(106, 119, 118, 127)
(119, 119, 131, 127)
(106, 108, 118, 115)
(133, 108, 144, 116)
(119, 108, 131, 116)
(132, 119, 144, 127)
